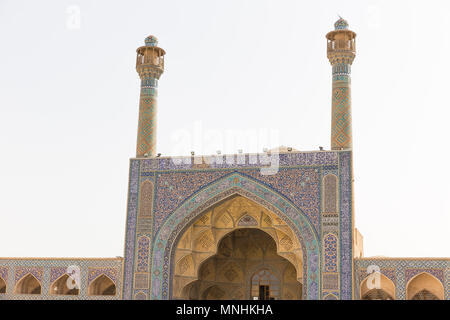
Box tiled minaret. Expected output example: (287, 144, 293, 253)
(135, 35, 165, 157)
(326, 18, 356, 150)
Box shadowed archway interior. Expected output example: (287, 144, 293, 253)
(181, 228, 302, 300)
(171, 195, 304, 300)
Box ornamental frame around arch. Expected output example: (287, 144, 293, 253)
(150, 173, 320, 300)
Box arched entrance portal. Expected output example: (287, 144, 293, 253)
(150, 173, 320, 300)
(172, 195, 303, 300)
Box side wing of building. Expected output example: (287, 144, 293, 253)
(0, 257, 123, 300)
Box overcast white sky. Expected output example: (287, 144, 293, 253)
(0, 0, 449, 258)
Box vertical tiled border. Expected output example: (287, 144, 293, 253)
(339, 151, 353, 299)
(122, 159, 141, 299)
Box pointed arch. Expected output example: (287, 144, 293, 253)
(14, 273, 41, 295)
(136, 235, 151, 272)
(151, 173, 320, 300)
(88, 274, 116, 296)
(0, 277, 6, 294)
(360, 272, 395, 300)
(323, 293, 338, 300)
(406, 272, 444, 300)
(49, 274, 79, 295)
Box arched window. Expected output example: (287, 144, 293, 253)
(323, 174, 337, 213)
(139, 180, 154, 217)
(407, 272, 444, 300)
(251, 269, 280, 300)
(360, 272, 395, 300)
(50, 274, 79, 295)
(0, 277, 6, 293)
(14, 273, 41, 294)
(135, 292, 147, 300)
(88, 274, 116, 296)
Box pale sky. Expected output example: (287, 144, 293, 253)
(0, 0, 449, 258)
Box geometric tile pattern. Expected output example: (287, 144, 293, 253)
(244, 168, 321, 231)
(323, 174, 337, 213)
(134, 273, 149, 290)
(123, 160, 140, 299)
(405, 268, 445, 284)
(136, 94, 157, 157)
(139, 151, 339, 172)
(87, 267, 119, 285)
(136, 236, 150, 273)
(331, 86, 352, 149)
(152, 168, 321, 236)
(49, 267, 70, 283)
(322, 273, 339, 290)
(338, 152, 353, 299)
(324, 233, 338, 272)
(153, 171, 229, 235)
(358, 267, 396, 285)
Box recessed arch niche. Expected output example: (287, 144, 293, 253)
(172, 195, 304, 300)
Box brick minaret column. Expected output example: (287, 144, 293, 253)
(135, 35, 165, 157)
(326, 18, 356, 150)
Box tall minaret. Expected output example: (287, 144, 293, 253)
(135, 35, 165, 157)
(326, 18, 356, 150)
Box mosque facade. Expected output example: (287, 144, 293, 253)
(0, 19, 448, 300)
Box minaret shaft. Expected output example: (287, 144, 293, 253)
(331, 64, 352, 150)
